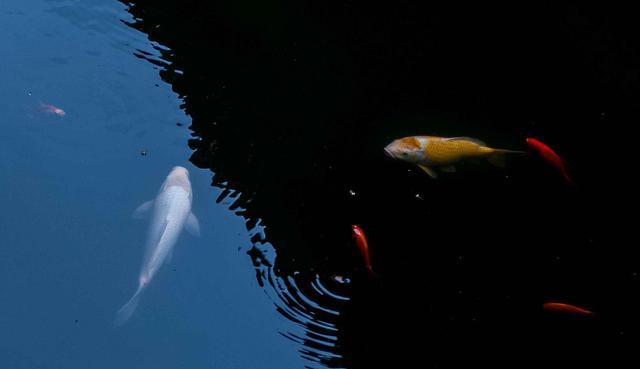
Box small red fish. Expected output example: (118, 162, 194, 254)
(40, 103, 65, 117)
(526, 138, 572, 184)
(351, 225, 376, 278)
(543, 302, 593, 316)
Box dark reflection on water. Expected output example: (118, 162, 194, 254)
(120, 1, 636, 368)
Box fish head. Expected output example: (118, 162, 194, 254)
(525, 137, 541, 149)
(167, 166, 190, 184)
(163, 166, 192, 193)
(169, 166, 189, 178)
(384, 137, 424, 164)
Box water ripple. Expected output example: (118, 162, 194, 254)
(215, 190, 350, 369)
(212, 186, 349, 368)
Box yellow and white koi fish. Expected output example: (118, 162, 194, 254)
(384, 136, 524, 178)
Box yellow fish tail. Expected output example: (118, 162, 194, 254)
(485, 147, 526, 167)
(491, 148, 527, 155)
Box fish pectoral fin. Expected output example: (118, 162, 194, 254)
(133, 200, 154, 219)
(440, 165, 456, 173)
(418, 165, 438, 178)
(186, 212, 200, 236)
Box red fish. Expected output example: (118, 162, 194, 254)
(543, 302, 593, 316)
(351, 225, 376, 278)
(526, 138, 572, 184)
(40, 103, 65, 117)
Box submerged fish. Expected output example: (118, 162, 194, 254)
(351, 225, 376, 278)
(115, 166, 200, 325)
(526, 138, 573, 184)
(384, 136, 524, 178)
(543, 302, 593, 316)
(39, 102, 65, 117)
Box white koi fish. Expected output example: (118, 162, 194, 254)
(115, 166, 199, 325)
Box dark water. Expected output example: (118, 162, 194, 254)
(1, 1, 637, 368)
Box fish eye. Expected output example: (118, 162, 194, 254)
(402, 152, 409, 157)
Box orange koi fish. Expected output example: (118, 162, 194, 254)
(543, 302, 593, 315)
(40, 103, 65, 117)
(351, 225, 376, 278)
(526, 138, 572, 184)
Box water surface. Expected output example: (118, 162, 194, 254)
(2, 1, 639, 368)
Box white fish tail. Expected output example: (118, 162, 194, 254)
(114, 286, 144, 326)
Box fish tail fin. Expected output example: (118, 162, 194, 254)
(487, 148, 526, 167)
(365, 265, 378, 280)
(494, 148, 527, 155)
(114, 286, 144, 326)
(562, 172, 575, 186)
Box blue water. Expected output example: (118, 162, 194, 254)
(0, 1, 308, 367)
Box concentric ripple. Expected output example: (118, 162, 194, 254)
(259, 257, 350, 369)
(216, 188, 350, 369)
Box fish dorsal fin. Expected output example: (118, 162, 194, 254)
(143, 218, 169, 264)
(443, 137, 486, 146)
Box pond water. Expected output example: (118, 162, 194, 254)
(0, 1, 314, 368)
(1, 1, 638, 368)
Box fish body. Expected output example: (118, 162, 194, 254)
(543, 302, 593, 316)
(40, 103, 65, 117)
(384, 136, 524, 177)
(115, 166, 199, 325)
(351, 225, 375, 278)
(526, 138, 572, 184)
